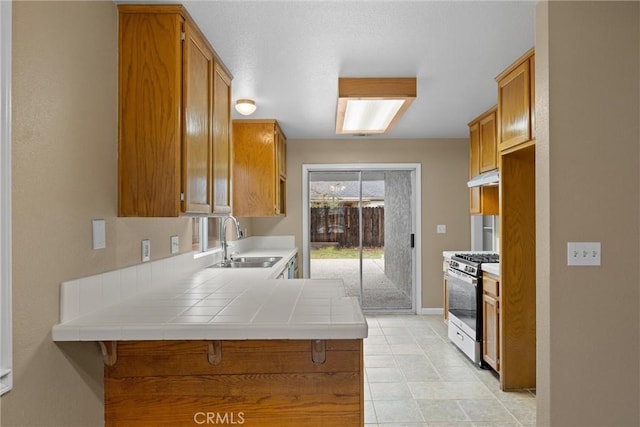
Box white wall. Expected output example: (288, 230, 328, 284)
(3, 2, 193, 425)
(252, 138, 471, 310)
(536, 2, 640, 425)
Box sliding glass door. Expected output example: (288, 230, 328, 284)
(305, 167, 416, 312)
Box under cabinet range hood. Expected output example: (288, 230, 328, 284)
(467, 169, 499, 187)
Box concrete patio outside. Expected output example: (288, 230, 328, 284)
(310, 257, 412, 311)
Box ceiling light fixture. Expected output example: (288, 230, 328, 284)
(235, 99, 256, 116)
(336, 77, 417, 135)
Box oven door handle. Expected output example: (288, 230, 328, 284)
(446, 268, 477, 285)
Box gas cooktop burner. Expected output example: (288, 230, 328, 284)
(453, 253, 499, 264)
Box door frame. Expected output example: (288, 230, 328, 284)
(0, 0, 12, 395)
(302, 163, 422, 313)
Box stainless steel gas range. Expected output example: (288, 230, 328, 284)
(447, 253, 499, 365)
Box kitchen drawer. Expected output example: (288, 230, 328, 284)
(483, 274, 499, 297)
(448, 320, 477, 361)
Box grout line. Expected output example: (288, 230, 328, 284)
(364, 314, 536, 427)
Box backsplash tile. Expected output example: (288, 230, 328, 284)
(59, 281, 80, 323)
(78, 275, 102, 317)
(57, 236, 294, 324)
(119, 266, 138, 300)
(101, 270, 121, 308)
(58, 251, 215, 322)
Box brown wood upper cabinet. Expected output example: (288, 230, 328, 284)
(496, 48, 536, 391)
(212, 64, 233, 214)
(468, 107, 498, 215)
(232, 120, 287, 217)
(479, 110, 498, 172)
(496, 48, 535, 152)
(117, 5, 232, 217)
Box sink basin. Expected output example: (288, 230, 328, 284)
(210, 256, 283, 269)
(231, 256, 282, 264)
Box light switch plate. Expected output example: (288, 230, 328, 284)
(142, 239, 151, 262)
(170, 235, 179, 254)
(567, 242, 601, 266)
(92, 219, 106, 250)
(437, 224, 446, 234)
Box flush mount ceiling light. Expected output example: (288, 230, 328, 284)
(336, 77, 417, 135)
(235, 99, 256, 116)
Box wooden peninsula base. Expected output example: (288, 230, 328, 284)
(103, 339, 364, 426)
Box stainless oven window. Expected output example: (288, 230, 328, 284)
(447, 273, 478, 333)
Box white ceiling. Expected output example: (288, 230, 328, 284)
(182, 0, 536, 140)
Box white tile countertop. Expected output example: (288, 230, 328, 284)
(482, 263, 500, 276)
(52, 237, 368, 341)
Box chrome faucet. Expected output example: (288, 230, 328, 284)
(221, 215, 242, 263)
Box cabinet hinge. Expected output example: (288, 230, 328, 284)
(181, 31, 185, 41)
(180, 192, 185, 202)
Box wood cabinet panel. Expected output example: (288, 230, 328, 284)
(479, 110, 497, 172)
(182, 21, 213, 214)
(482, 272, 500, 373)
(469, 109, 499, 215)
(483, 292, 500, 372)
(530, 54, 536, 141)
(497, 49, 534, 152)
(275, 126, 287, 214)
(107, 344, 360, 378)
(232, 120, 287, 217)
(104, 339, 363, 426)
(483, 273, 499, 297)
(118, 10, 183, 217)
(479, 186, 499, 215)
(277, 125, 287, 179)
(117, 5, 232, 217)
(469, 122, 481, 214)
(499, 144, 536, 390)
(212, 64, 232, 214)
(469, 122, 480, 177)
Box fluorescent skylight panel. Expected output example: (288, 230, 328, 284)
(335, 78, 417, 135)
(342, 99, 405, 132)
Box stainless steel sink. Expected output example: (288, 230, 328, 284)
(231, 256, 282, 264)
(210, 256, 283, 269)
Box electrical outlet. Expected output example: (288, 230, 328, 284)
(92, 219, 106, 250)
(142, 239, 151, 262)
(567, 242, 601, 266)
(170, 235, 179, 254)
(437, 224, 447, 234)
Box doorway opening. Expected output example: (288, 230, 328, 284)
(302, 164, 421, 313)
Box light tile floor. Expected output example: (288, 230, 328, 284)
(364, 314, 536, 427)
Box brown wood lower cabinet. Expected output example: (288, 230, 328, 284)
(104, 339, 364, 426)
(482, 272, 500, 373)
(499, 143, 536, 390)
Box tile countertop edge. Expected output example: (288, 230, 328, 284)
(482, 263, 500, 276)
(52, 322, 368, 342)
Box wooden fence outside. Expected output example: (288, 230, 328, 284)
(310, 207, 384, 248)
